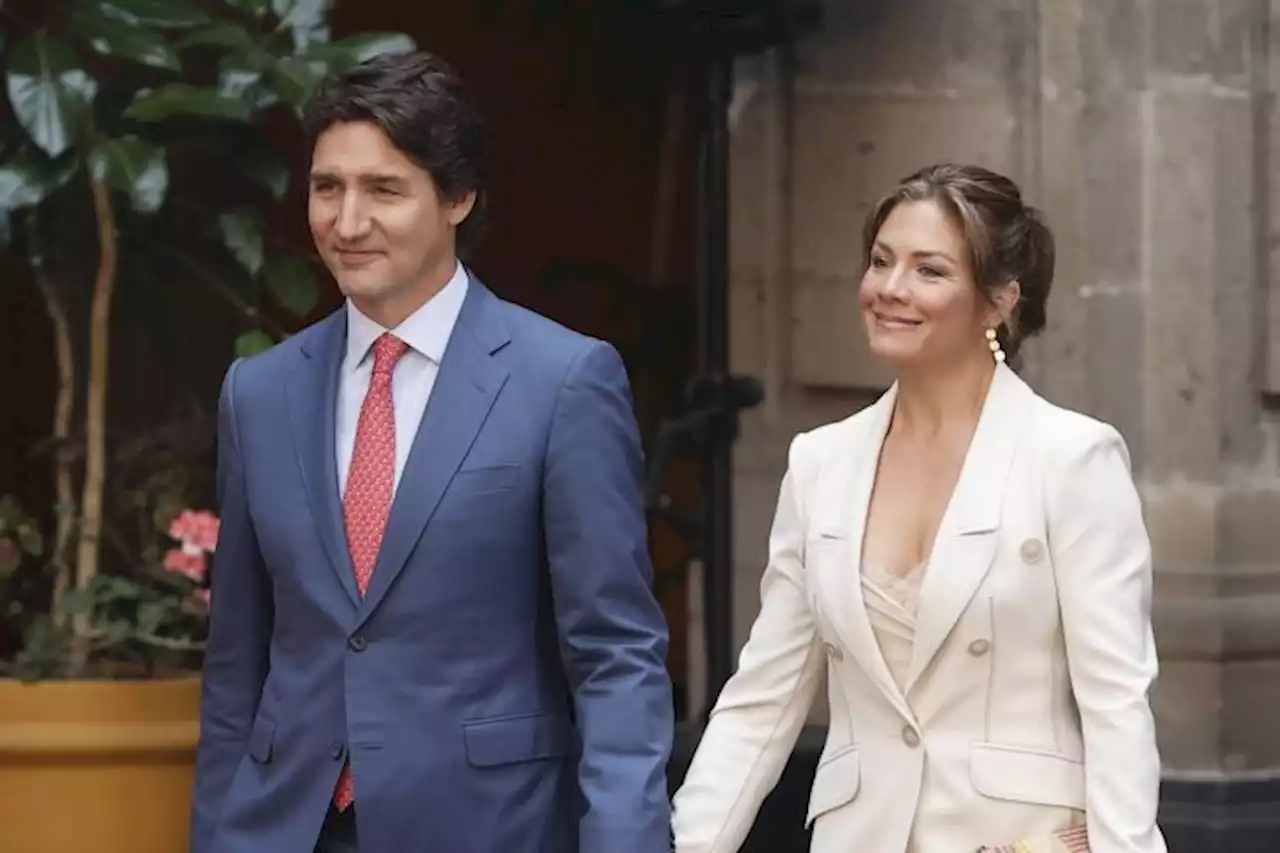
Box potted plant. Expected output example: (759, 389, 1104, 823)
(0, 2, 414, 850)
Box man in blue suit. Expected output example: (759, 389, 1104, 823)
(191, 51, 674, 853)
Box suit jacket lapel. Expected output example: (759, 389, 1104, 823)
(810, 386, 917, 722)
(354, 279, 511, 628)
(287, 311, 363, 607)
(903, 364, 1030, 693)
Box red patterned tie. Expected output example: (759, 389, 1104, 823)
(333, 332, 409, 810)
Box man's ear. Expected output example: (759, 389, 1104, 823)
(447, 190, 477, 227)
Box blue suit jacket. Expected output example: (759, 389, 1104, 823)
(191, 277, 674, 853)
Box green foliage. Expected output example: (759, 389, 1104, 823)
(0, 1, 417, 680)
(0, 0, 418, 349)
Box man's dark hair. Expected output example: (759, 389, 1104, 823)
(304, 51, 489, 257)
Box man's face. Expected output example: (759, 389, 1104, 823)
(308, 120, 475, 326)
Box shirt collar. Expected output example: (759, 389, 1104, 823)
(345, 262, 469, 369)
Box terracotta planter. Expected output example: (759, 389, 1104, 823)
(0, 675, 201, 853)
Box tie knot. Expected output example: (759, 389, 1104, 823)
(371, 333, 409, 376)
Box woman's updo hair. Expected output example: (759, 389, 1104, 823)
(861, 162, 1055, 360)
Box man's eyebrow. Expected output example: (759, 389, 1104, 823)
(308, 170, 409, 184)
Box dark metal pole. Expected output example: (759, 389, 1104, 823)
(699, 54, 735, 711)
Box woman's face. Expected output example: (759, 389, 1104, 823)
(858, 199, 999, 371)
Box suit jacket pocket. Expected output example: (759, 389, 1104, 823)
(805, 746, 861, 827)
(247, 715, 276, 764)
(451, 463, 520, 496)
(970, 741, 1085, 810)
(462, 712, 574, 768)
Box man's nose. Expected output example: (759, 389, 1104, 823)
(335, 192, 371, 239)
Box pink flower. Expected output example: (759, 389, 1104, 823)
(163, 547, 208, 583)
(168, 509, 219, 553)
(0, 537, 14, 563)
(195, 588, 211, 605)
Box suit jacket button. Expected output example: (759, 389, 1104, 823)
(349, 635, 368, 652)
(823, 642, 843, 662)
(330, 742, 345, 760)
(968, 639, 991, 656)
(902, 726, 920, 748)
(1020, 538, 1045, 564)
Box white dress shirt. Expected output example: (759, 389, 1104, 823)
(336, 262, 469, 497)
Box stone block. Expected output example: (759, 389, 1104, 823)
(1141, 482, 1220, 572)
(1152, 660, 1223, 772)
(1142, 90, 1221, 480)
(797, 0, 1033, 94)
(1150, 0, 1217, 78)
(789, 93, 1015, 276)
(1224, 659, 1280, 769)
(730, 266, 768, 377)
(1079, 0, 1145, 98)
(1218, 487, 1280, 567)
(791, 271, 894, 391)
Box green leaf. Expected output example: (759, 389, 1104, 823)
(98, 0, 210, 28)
(6, 35, 99, 158)
(126, 83, 253, 122)
(245, 154, 289, 199)
(218, 49, 278, 110)
(89, 135, 168, 213)
(305, 32, 415, 70)
(227, 0, 272, 16)
(61, 587, 97, 616)
(177, 23, 256, 51)
(272, 0, 334, 50)
(265, 253, 319, 316)
(17, 524, 43, 557)
(269, 56, 328, 109)
(219, 210, 265, 274)
(235, 329, 276, 357)
(0, 148, 80, 210)
(74, 8, 182, 71)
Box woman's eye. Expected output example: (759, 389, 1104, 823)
(919, 266, 943, 279)
(871, 256, 891, 269)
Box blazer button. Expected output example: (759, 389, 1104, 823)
(823, 642, 844, 662)
(1020, 538, 1045, 564)
(968, 638, 991, 656)
(348, 635, 368, 652)
(902, 726, 920, 748)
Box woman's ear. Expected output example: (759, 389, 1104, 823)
(992, 280, 1022, 328)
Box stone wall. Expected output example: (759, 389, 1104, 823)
(703, 0, 1280, 781)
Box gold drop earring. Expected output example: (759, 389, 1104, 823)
(985, 327, 1005, 363)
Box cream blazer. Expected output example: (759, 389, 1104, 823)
(672, 364, 1166, 853)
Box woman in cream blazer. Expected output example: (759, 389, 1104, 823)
(672, 164, 1165, 853)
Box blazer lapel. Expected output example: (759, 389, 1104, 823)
(287, 311, 363, 607)
(354, 279, 511, 627)
(810, 386, 917, 722)
(903, 364, 1031, 693)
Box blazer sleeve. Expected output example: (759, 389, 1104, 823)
(190, 359, 274, 853)
(1047, 424, 1167, 853)
(672, 434, 825, 853)
(543, 340, 674, 853)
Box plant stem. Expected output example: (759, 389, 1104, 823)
(26, 210, 78, 628)
(69, 177, 119, 675)
(153, 243, 289, 340)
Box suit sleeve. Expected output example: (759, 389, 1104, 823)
(1048, 425, 1167, 853)
(190, 358, 274, 853)
(543, 340, 674, 853)
(672, 435, 824, 853)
